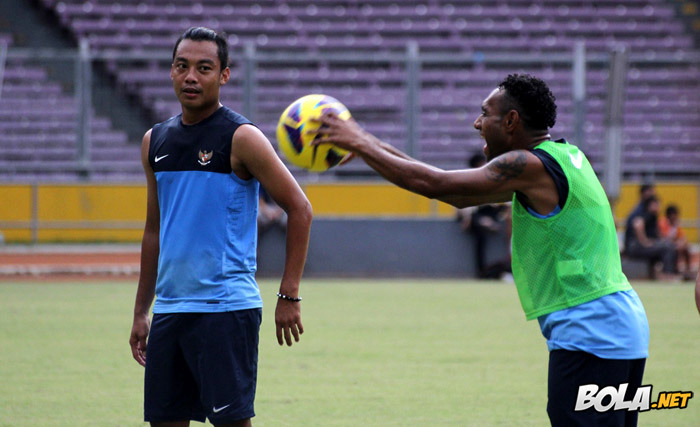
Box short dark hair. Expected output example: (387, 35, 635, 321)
(665, 204, 679, 217)
(498, 74, 557, 131)
(172, 27, 229, 70)
(639, 183, 655, 196)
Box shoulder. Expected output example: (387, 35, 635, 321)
(530, 149, 567, 184)
(230, 124, 276, 175)
(150, 115, 180, 141)
(232, 123, 269, 147)
(154, 114, 180, 131)
(141, 128, 153, 151)
(216, 107, 258, 143)
(141, 128, 154, 169)
(219, 106, 253, 127)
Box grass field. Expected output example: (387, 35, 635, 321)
(0, 279, 698, 426)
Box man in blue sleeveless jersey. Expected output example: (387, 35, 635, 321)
(129, 27, 312, 427)
(315, 74, 648, 426)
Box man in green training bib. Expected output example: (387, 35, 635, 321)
(315, 74, 649, 426)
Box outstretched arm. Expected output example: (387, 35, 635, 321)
(129, 130, 160, 367)
(232, 125, 312, 346)
(314, 112, 551, 208)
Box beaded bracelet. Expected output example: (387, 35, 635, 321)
(277, 292, 302, 302)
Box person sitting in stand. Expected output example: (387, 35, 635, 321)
(658, 204, 694, 280)
(624, 196, 678, 280)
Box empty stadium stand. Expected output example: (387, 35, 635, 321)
(2, 0, 699, 180)
(0, 34, 138, 181)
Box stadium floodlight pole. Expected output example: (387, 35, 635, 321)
(405, 40, 420, 159)
(602, 46, 628, 207)
(572, 41, 586, 151)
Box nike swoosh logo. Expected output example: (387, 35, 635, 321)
(568, 151, 583, 169)
(155, 154, 169, 163)
(213, 403, 231, 413)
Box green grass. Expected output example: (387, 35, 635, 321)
(0, 279, 698, 426)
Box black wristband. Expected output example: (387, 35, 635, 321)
(277, 292, 302, 302)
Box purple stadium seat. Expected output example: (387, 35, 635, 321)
(0, 34, 133, 181)
(4, 0, 700, 179)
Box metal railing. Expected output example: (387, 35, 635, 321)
(2, 44, 700, 181)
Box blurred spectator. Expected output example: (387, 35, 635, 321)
(658, 204, 693, 280)
(469, 203, 512, 279)
(628, 183, 657, 219)
(624, 195, 678, 280)
(621, 183, 655, 255)
(258, 186, 287, 235)
(457, 153, 512, 279)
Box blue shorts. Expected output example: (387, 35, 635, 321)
(144, 309, 262, 424)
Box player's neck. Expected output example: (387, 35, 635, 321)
(181, 102, 222, 125)
(522, 132, 551, 150)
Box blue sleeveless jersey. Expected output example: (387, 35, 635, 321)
(149, 106, 262, 313)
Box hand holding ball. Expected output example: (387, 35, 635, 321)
(276, 94, 351, 172)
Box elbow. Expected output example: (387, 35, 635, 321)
(290, 196, 313, 226)
(301, 199, 313, 225)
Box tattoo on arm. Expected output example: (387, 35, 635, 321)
(486, 151, 527, 182)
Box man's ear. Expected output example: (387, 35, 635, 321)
(220, 66, 231, 85)
(504, 110, 519, 128)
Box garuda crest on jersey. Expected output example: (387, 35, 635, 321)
(198, 150, 213, 166)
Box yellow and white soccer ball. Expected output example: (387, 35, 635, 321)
(276, 94, 351, 172)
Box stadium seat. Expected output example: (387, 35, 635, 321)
(5, 0, 699, 179)
(0, 34, 132, 181)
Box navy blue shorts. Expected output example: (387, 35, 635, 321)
(144, 309, 262, 424)
(547, 350, 646, 427)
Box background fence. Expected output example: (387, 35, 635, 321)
(1, 43, 699, 183)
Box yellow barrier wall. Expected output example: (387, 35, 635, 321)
(0, 185, 33, 242)
(0, 182, 697, 243)
(37, 184, 146, 242)
(0, 184, 145, 243)
(303, 183, 454, 217)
